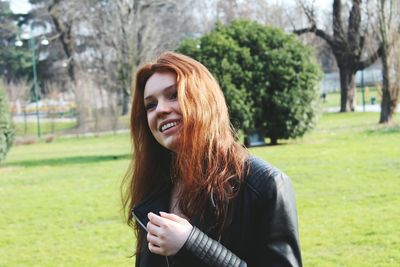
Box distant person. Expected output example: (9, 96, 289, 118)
(321, 92, 327, 102)
(123, 52, 302, 267)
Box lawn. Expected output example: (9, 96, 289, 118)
(1, 112, 399, 266)
(0, 135, 134, 266)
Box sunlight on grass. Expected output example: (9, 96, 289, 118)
(1, 112, 399, 266)
(250, 112, 399, 267)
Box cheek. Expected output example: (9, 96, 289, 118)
(147, 114, 156, 132)
(174, 102, 182, 114)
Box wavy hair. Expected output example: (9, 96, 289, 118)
(122, 51, 248, 250)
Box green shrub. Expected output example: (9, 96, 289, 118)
(0, 80, 14, 163)
(178, 20, 322, 144)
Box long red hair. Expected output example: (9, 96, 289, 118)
(122, 52, 248, 250)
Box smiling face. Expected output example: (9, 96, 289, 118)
(144, 71, 182, 152)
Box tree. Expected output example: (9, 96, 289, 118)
(375, 0, 400, 123)
(30, 0, 126, 129)
(0, 80, 14, 164)
(178, 25, 254, 131)
(295, 0, 382, 112)
(46, 0, 205, 117)
(47, 0, 78, 83)
(96, 0, 134, 116)
(3, 78, 31, 136)
(214, 0, 293, 27)
(0, 1, 32, 83)
(178, 20, 322, 145)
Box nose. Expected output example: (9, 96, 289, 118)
(155, 99, 172, 116)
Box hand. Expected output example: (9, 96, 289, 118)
(146, 212, 193, 256)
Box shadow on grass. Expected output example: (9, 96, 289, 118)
(5, 154, 131, 168)
(365, 124, 400, 135)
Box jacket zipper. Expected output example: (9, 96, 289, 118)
(165, 256, 170, 267)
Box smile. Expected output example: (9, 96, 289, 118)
(159, 120, 181, 132)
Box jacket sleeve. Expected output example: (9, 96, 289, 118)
(180, 226, 247, 267)
(255, 168, 302, 267)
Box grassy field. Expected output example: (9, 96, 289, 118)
(1, 112, 399, 266)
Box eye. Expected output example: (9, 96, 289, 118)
(145, 102, 156, 111)
(169, 92, 177, 100)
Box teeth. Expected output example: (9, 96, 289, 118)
(161, 121, 178, 132)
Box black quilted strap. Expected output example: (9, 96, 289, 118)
(183, 226, 247, 267)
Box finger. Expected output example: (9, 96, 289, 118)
(160, 212, 187, 223)
(147, 232, 160, 245)
(148, 212, 166, 226)
(146, 221, 161, 236)
(148, 242, 165, 255)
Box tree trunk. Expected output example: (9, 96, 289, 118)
(339, 67, 356, 112)
(379, 44, 394, 123)
(380, 40, 388, 122)
(379, 90, 393, 123)
(378, 0, 399, 124)
(295, 0, 381, 113)
(270, 136, 277, 145)
(121, 87, 130, 115)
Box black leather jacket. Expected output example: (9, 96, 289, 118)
(134, 156, 302, 267)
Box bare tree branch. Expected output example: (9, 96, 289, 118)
(294, 26, 336, 47)
(332, 0, 345, 39)
(348, 0, 362, 50)
(357, 44, 383, 70)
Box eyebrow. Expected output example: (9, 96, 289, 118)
(144, 84, 176, 100)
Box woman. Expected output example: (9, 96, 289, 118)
(123, 52, 302, 267)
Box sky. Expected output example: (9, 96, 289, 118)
(286, 0, 332, 12)
(9, 0, 32, 14)
(8, 0, 333, 15)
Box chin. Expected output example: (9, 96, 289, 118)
(164, 139, 179, 152)
(165, 144, 178, 152)
(156, 135, 180, 152)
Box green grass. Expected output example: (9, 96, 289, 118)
(1, 112, 399, 266)
(252, 112, 400, 266)
(0, 135, 134, 266)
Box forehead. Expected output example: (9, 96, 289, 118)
(144, 71, 176, 98)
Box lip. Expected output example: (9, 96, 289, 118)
(158, 119, 181, 133)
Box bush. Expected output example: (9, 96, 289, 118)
(0, 80, 14, 163)
(177, 20, 322, 144)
